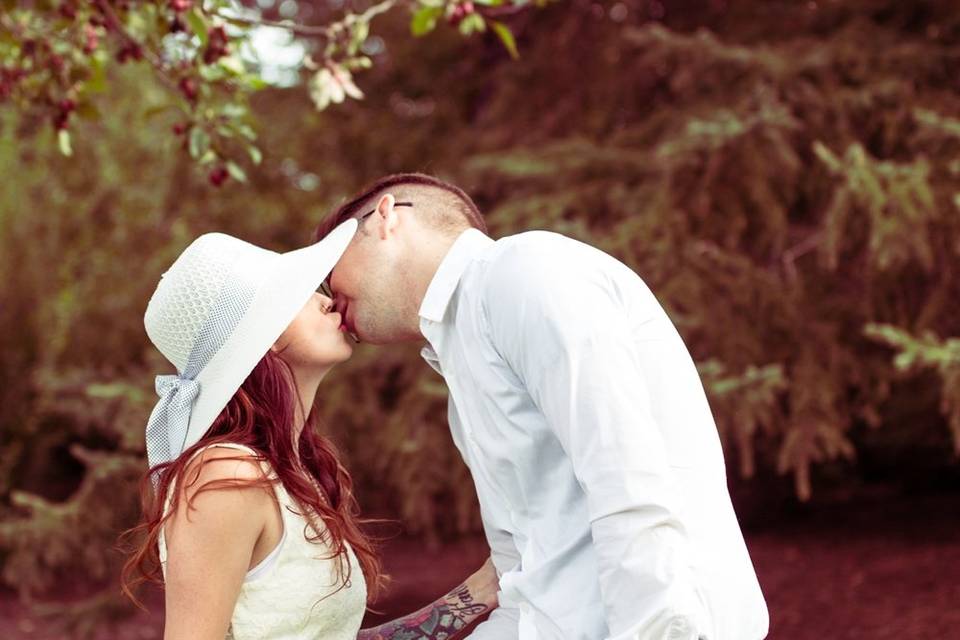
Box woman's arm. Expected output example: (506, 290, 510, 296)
(163, 451, 272, 640)
(357, 558, 499, 640)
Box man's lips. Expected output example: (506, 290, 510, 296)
(339, 302, 355, 334)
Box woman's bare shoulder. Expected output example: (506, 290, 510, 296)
(173, 445, 275, 510)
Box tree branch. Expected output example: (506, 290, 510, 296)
(210, 0, 402, 40)
(477, 4, 532, 18)
(93, 0, 181, 96)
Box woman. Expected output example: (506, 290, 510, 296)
(121, 219, 499, 639)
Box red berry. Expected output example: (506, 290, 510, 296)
(59, 1, 77, 20)
(83, 24, 99, 54)
(208, 166, 229, 187)
(170, 0, 191, 12)
(202, 26, 229, 64)
(53, 110, 70, 130)
(463, 1, 475, 14)
(178, 77, 198, 102)
(59, 98, 76, 112)
(448, 4, 467, 26)
(209, 26, 227, 44)
(172, 122, 188, 135)
(114, 44, 142, 64)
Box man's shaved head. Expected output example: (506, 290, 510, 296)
(315, 173, 487, 242)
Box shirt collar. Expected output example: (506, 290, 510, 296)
(418, 228, 494, 325)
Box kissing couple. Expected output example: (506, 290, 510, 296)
(123, 173, 769, 640)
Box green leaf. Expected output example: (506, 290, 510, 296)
(142, 103, 175, 120)
(459, 12, 486, 36)
(348, 20, 370, 55)
(411, 6, 443, 37)
(199, 64, 227, 82)
(236, 124, 257, 141)
(248, 145, 263, 166)
(226, 161, 247, 183)
(57, 129, 72, 157)
(490, 20, 519, 59)
(218, 15, 256, 30)
(344, 56, 373, 71)
(86, 382, 146, 402)
(242, 75, 271, 90)
(188, 127, 210, 159)
(218, 55, 245, 76)
(221, 103, 248, 118)
(188, 7, 209, 47)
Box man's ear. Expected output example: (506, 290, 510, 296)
(374, 193, 398, 238)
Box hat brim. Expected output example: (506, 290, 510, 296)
(181, 217, 358, 452)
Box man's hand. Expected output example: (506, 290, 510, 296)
(356, 556, 500, 640)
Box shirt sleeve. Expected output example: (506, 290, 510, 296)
(484, 241, 706, 640)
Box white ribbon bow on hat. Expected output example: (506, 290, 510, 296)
(145, 373, 202, 471)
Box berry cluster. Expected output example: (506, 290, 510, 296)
(448, 1, 476, 27)
(115, 42, 143, 63)
(202, 26, 229, 64)
(0, 67, 27, 101)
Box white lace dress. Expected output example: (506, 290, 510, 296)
(158, 443, 367, 640)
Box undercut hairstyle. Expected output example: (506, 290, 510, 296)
(314, 173, 488, 242)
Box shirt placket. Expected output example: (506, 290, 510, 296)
(446, 372, 538, 640)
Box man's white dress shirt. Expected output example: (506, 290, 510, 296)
(418, 229, 768, 640)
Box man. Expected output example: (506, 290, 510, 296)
(315, 173, 769, 640)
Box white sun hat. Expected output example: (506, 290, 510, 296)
(143, 218, 357, 470)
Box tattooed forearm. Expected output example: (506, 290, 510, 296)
(357, 581, 491, 640)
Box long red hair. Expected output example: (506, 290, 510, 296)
(120, 350, 384, 606)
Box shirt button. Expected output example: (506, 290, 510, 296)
(520, 602, 531, 614)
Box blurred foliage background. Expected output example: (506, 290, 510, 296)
(2, 0, 960, 635)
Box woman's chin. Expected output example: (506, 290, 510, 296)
(336, 339, 354, 360)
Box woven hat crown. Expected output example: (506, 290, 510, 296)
(144, 233, 274, 374)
